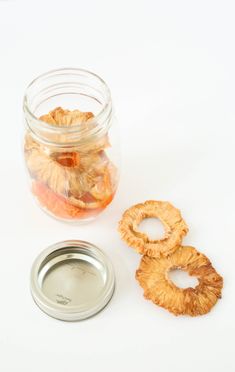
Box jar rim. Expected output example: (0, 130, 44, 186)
(23, 67, 112, 135)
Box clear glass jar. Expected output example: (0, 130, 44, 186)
(23, 68, 120, 223)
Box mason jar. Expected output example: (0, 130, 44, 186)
(23, 68, 120, 223)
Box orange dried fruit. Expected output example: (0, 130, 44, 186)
(32, 181, 105, 220)
(118, 200, 188, 257)
(136, 246, 223, 316)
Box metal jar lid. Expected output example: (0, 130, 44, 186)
(30, 240, 115, 321)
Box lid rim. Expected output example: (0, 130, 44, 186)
(31, 284, 115, 322)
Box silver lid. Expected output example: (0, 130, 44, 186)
(30, 240, 115, 321)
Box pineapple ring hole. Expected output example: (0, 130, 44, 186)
(168, 268, 198, 289)
(55, 152, 80, 167)
(138, 218, 165, 240)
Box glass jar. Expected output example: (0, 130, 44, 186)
(23, 68, 120, 223)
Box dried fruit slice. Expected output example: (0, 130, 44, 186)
(39, 113, 57, 125)
(118, 200, 188, 257)
(25, 135, 116, 201)
(25, 146, 81, 196)
(37, 107, 110, 151)
(40, 107, 94, 126)
(136, 246, 223, 316)
(32, 181, 103, 219)
(69, 192, 114, 210)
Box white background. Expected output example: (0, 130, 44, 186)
(0, 1, 234, 371)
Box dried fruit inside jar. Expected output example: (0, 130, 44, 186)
(24, 107, 118, 221)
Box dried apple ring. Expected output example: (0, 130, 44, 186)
(136, 246, 223, 316)
(118, 200, 188, 257)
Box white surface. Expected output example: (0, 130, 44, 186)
(0, 1, 234, 371)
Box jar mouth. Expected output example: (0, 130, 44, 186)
(23, 68, 112, 145)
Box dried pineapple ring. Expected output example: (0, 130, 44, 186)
(41, 107, 94, 127)
(118, 200, 188, 257)
(25, 146, 82, 197)
(32, 181, 103, 220)
(136, 246, 223, 316)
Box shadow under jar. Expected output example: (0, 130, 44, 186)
(23, 68, 120, 223)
